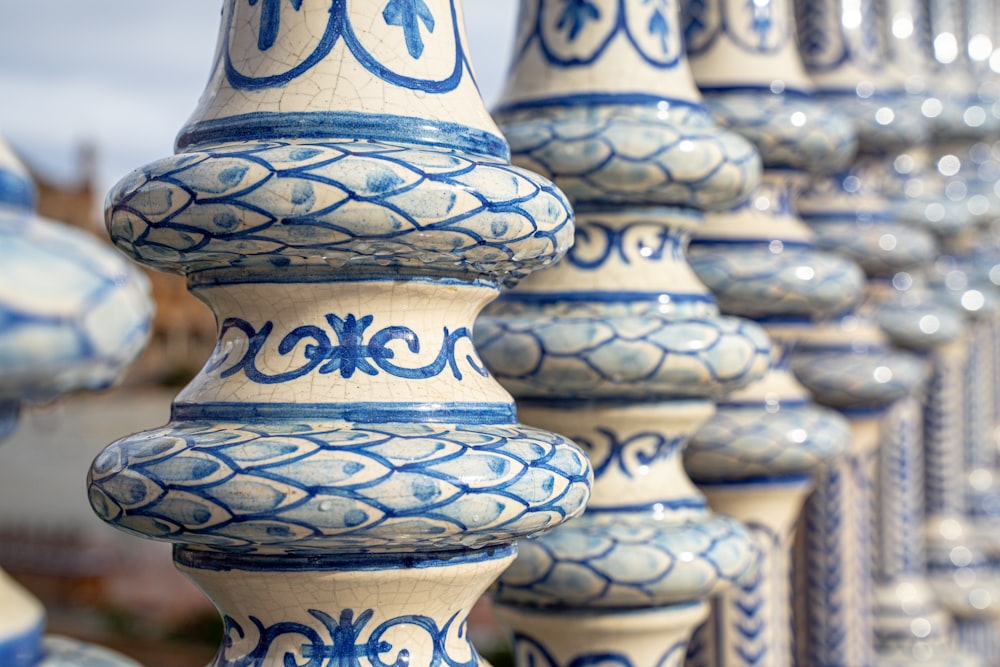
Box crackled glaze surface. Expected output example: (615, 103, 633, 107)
(478, 1, 768, 666)
(88, 4, 592, 667)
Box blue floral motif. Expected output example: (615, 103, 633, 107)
(382, 0, 436, 59)
(211, 314, 487, 384)
(219, 607, 476, 667)
(557, 0, 601, 41)
(247, 0, 303, 51)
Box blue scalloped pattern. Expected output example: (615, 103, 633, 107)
(688, 243, 865, 320)
(791, 348, 926, 409)
(807, 217, 937, 277)
(493, 514, 756, 608)
(106, 140, 573, 281)
(38, 637, 141, 667)
(0, 210, 152, 404)
(496, 104, 760, 209)
(475, 311, 770, 400)
(88, 420, 592, 554)
(685, 403, 850, 481)
(702, 92, 857, 171)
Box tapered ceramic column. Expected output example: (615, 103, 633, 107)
(0, 136, 151, 666)
(86, 5, 593, 667)
(474, 2, 770, 665)
(675, 1, 862, 665)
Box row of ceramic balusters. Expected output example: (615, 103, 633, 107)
(487, 0, 1000, 665)
(72, 0, 1000, 667)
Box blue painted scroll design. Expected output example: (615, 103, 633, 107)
(683, 0, 791, 56)
(574, 428, 684, 479)
(106, 140, 573, 280)
(210, 314, 487, 384)
(512, 0, 684, 70)
(227, 0, 467, 93)
(88, 420, 592, 554)
(564, 221, 683, 271)
(217, 607, 475, 667)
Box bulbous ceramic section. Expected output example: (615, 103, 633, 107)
(703, 91, 856, 171)
(873, 284, 966, 351)
(108, 141, 573, 283)
(494, 513, 755, 608)
(689, 235, 865, 321)
(496, 104, 760, 210)
(798, 169, 940, 277)
(791, 318, 927, 409)
(685, 401, 850, 481)
(90, 419, 590, 554)
(476, 308, 770, 401)
(0, 205, 152, 405)
(36, 637, 143, 667)
(0, 140, 35, 213)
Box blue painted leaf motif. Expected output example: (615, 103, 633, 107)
(382, 0, 436, 59)
(644, 0, 671, 54)
(747, 0, 773, 50)
(556, 0, 601, 41)
(247, 0, 304, 51)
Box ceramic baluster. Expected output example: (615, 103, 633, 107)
(0, 135, 152, 666)
(473, 2, 771, 665)
(85, 4, 593, 667)
(669, 1, 863, 664)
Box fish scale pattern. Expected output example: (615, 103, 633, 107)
(475, 312, 770, 399)
(106, 140, 573, 281)
(496, 104, 760, 210)
(493, 515, 757, 608)
(685, 404, 850, 481)
(88, 420, 592, 554)
(702, 93, 856, 171)
(688, 244, 864, 321)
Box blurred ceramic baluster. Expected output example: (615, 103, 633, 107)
(0, 135, 152, 666)
(474, 1, 771, 665)
(85, 4, 593, 667)
(674, 1, 862, 664)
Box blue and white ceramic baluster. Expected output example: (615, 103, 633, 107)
(0, 136, 152, 667)
(85, 4, 593, 667)
(474, 1, 770, 665)
(674, 1, 863, 665)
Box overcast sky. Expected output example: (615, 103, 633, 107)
(0, 1, 517, 191)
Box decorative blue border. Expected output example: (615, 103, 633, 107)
(496, 92, 706, 115)
(177, 542, 515, 572)
(177, 111, 509, 160)
(0, 618, 43, 667)
(170, 401, 518, 424)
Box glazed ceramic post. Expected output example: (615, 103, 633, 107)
(474, 1, 770, 665)
(675, 1, 863, 664)
(0, 137, 151, 667)
(86, 5, 593, 667)
(790, 321, 926, 667)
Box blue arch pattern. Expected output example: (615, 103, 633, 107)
(683, 0, 792, 56)
(226, 0, 467, 94)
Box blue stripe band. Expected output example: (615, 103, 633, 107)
(496, 93, 707, 115)
(189, 267, 497, 290)
(800, 212, 896, 223)
(586, 498, 708, 513)
(176, 543, 517, 573)
(693, 474, 814, 488)
(499, 291, 715, 305)
(699, 85, 813, 98)
(689, 238, 815, 249)
(171, 402, 518, 425)
(0, 618, 43, 667)
(717, 398, 812, 409)
(177, 111, 511, 161)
